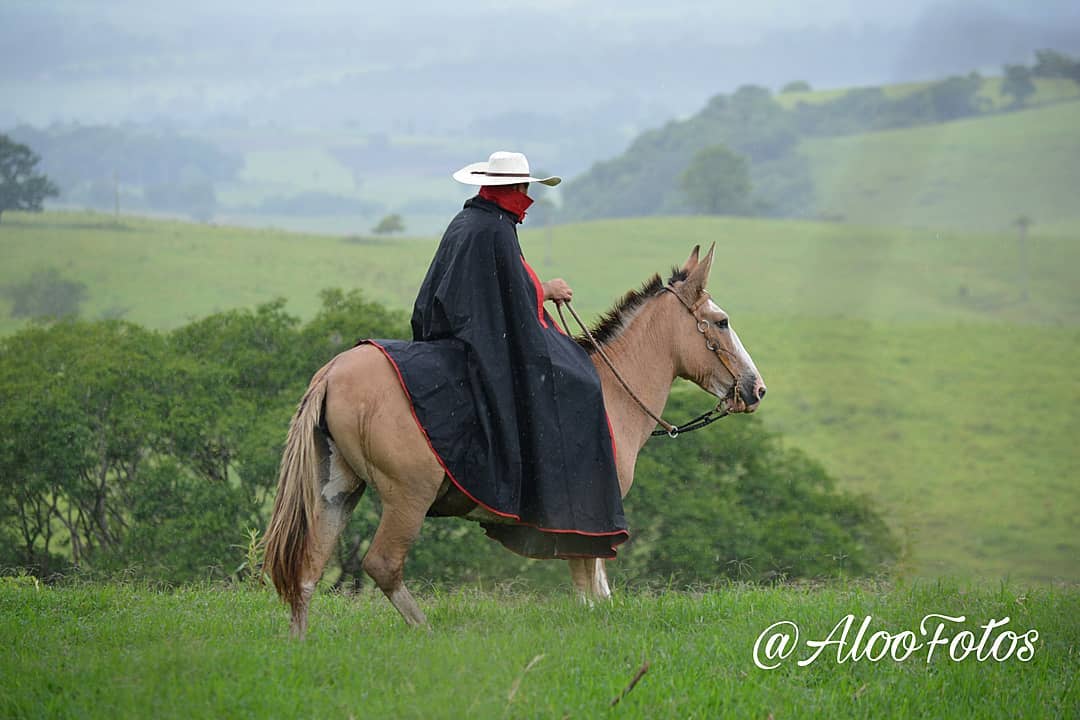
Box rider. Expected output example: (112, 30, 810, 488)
(392, 150, 629, 558)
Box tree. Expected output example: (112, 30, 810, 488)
(0, 291, 408, 582)
(680, 144, 753, 216)
(781, 80, 811, 93)
(3, 268, 87, 319)
(0, 320, 170, 571)
(1002, 65, 1036, 107)
(0, 135, 59, 223)
(1032, 49, 1080, 81)
(372, 213, 405, 235)
(923, 72, 984, 121)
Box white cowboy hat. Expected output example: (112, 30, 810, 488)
(452, 151, 561, 187)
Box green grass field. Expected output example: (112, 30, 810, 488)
(1, 581, 1076, 719)
(5, 212, 1077, 332)
(2, 212, 1078, 584)
(802, 100, 1080, 231)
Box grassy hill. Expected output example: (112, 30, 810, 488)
(2, 582, 1076, 719)
(775, 75, 1080, 110)
(803, 100, 1080, 231)
(561, 70, 1080, 232)
(0, 212, 434, 336)
(1, 211, 1078, 583)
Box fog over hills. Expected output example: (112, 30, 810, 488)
(3, 0, 1078, 133)
(3, 0, 1078, 234)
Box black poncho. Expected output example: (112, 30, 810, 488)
(363, 196, 628, 558)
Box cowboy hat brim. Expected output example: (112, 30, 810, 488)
(452, 162, 561, 187)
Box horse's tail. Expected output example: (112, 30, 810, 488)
(262, 362, 333, 608)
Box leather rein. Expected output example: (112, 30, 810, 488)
(555, 284, 739, 438)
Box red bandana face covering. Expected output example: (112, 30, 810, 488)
(478, 185, 534, 223)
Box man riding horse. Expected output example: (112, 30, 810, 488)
(262, 151, 766, 634)
(373, 151, 629, 558)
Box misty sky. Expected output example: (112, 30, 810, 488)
(3, 0, 1079, 131)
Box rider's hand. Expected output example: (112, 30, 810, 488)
(542, 278, 573, 303)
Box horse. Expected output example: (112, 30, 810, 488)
(263, 243, 766, 637)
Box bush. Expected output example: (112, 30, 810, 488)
(4, 268, 87, 319)
(616, 388, 897, 584)
(105, 459, 252, 582)
(372, 213, 405, 235)
(0, 291, 405, 581)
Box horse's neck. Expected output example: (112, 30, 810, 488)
(591, 298, 677, 495)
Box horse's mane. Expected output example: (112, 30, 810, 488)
(575, 266, 688, 352)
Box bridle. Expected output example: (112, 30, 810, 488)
(556, 283, 740, 438)
(661, 285, 745, 385)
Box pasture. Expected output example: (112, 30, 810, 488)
(1, 211, 1077, 584)
(803, 100, 1080, 231)
(1, 580, 1076, 719)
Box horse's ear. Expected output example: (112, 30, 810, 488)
(682, 245, 701, 273)
(685, 243, 715, 293)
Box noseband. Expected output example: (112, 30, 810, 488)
(556, 283, 734, 439)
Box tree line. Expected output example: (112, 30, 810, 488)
(4, 125, 241, 223)
(563, 49, 1080, 223)
(0, 290, 896, 588)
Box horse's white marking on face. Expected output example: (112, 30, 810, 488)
(705, 299, 757, 374)
(730, 327, 758, 375)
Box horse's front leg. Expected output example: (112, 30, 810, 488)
(567, 558, 612, 604)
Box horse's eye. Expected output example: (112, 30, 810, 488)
(715, 318, 729, 330)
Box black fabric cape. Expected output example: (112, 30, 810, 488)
(363, 196, 628, 558)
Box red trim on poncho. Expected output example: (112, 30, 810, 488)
(519, 255, 552, 330)
(360, 340, 630, 546)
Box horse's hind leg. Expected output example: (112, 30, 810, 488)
(322, 344, 444, 628)
(568, 558, 591, 603)
(291, 441, 365, 638)
(592, 559, 612, 600)
(362, 473, 438, 628)
(567, 558, 613, 604)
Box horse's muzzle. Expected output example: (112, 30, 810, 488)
(732, 373, 766, 413)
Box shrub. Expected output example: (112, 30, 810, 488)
(4, 268, 87, 319)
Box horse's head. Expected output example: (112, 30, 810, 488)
(666, 244, 766, 414)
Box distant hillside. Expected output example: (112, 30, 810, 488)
(804, 100, 1080, 230)
(560, 85, 813, 222)
(562, 68, 1080, 231)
